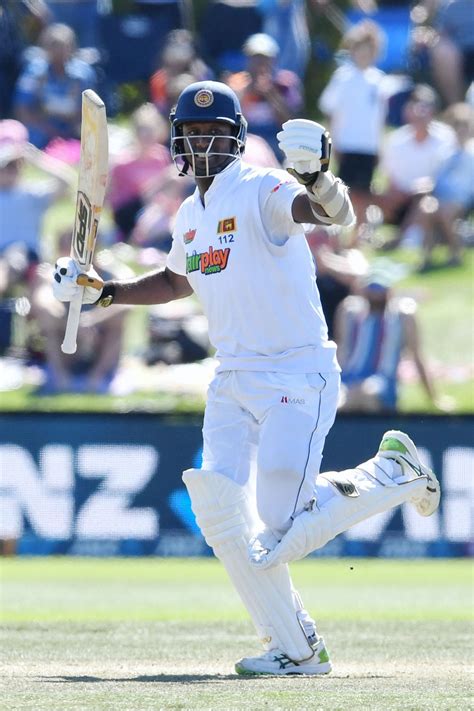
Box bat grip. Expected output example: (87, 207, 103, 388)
(61, 288, 84, 354)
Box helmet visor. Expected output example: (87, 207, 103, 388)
(171, 132, 244, 177)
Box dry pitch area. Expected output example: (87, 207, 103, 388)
(0, 558, 472, 710)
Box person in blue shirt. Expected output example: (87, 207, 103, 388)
(13, 22, 97, 149)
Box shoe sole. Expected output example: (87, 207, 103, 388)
(380, 430, 441, 516)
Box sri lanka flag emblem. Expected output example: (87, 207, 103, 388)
(217, 217, 236, 233)
(184, 229, 196, 244)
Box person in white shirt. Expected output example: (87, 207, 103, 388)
(52, 81, 440, 677)
(373, 83, 456, 248)
(319, 20, 388, 242)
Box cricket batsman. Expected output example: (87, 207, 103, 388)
(53, 81, 440, 675)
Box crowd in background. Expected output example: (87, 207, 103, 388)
(0, 0, 472, 412)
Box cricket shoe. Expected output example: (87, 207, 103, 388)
(378, 430, 441, 516)
(235, 638, 331, 676)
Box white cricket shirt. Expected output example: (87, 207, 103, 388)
(166, 159, 340, 374)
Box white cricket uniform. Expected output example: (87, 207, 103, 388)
(167, 159, 340, 533)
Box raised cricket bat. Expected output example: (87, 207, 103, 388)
(61, 89, 108, 354)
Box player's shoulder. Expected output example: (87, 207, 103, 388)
(240, 161, 300, 190)
(240, 161, 285, 180)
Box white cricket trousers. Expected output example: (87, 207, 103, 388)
(202, 369, 341, 534)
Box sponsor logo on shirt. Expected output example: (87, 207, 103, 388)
(217, 217, 236, 233)
(183, 229, 196, 244)
(186, 246, 230, 275)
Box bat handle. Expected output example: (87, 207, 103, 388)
(61, 288, 84, 354)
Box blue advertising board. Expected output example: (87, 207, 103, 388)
(0, 413, 472, 557)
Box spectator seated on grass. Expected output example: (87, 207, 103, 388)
(13, 22, 97, 149)
(29, 230, 131, 395)
(415, 101, 474, 271)
(334, 262, 449, 413)
(370, 84, 456, 250)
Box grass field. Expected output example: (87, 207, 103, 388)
(1, 557, 472, 710)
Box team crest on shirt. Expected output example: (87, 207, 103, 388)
(183, 228, 196, 244)
(217, 217, 236, 233)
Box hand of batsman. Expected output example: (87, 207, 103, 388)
(53, 257, 104, 304)
(277, 119, 331, 186)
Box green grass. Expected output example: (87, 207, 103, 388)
(1, 558, 472, 710)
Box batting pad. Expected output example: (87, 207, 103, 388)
(250, 457, 427, 569)
(182, 469, 315, 662)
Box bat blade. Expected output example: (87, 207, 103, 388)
(61, 90, 108, 354)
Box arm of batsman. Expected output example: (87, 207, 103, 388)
(278, 119, 355, 227)
(277, 119, 331, 185)
(53, 257, 104, 304)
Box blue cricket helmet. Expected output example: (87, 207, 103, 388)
(169, 81, 247, 176)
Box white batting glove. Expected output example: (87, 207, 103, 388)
(53, 257, 104, 304)
(277, 119, 331, 185)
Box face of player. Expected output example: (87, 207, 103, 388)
(181, 121, 236, 177)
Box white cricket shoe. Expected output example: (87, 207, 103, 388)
(235, 638, 331, 676)
(378, 430, 441, 516)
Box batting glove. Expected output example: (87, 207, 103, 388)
(53, 257, 104, 304)
(277, 119, 331, 187)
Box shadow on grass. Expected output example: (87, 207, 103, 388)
(38, 674, 241, 683)
(38, 672, 394, 683)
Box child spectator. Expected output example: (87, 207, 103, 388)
(13, 23, 97, 149)
(319, 20, 388, 243)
